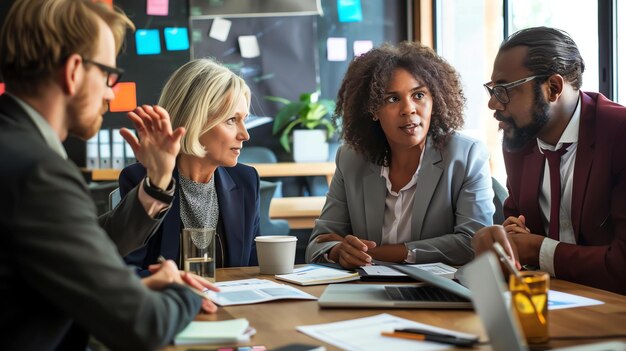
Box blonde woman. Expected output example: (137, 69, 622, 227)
(120, 58, 260, 275)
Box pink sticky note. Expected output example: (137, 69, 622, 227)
(0, 83, 5, 95)
(147, 0, 168, 16)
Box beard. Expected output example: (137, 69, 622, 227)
(499, 83, 550, 152)
(67, 85, 107, 141)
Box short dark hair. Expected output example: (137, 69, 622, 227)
(335, 41, 465, 166)
(500, 26, 584, 90)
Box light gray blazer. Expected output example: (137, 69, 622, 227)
(305, 133, 494, 265)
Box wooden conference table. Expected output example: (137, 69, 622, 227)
(167, 266, 626, 351)
(86, 162, 336, 183)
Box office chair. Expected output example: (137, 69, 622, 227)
(491, 177, 509, 224)
(259, 180, 290, 236)
(239, 146, 283, 197)
(87, 182, 118, 215)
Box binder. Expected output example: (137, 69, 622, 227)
(124, 129, 137, 166)
(111, 129, 125, 170)
(86, 133, 100, 169)
(98, 129, 111, 169)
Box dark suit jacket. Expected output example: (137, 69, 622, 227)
(0, 94, 201, 350)
(503, 91, 626, 294)
(120, 162, 260, 274)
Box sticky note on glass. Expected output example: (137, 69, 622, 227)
(209, 18, 231, 42)
(164, 27, 189, 51)
(337, 0, 363, 23)
(110, 82, 137, 112)
(327, 37, 348, 61)
(94, 0, 113, 9)
(238, 35, 260, 58)
(147, 0, 168, 16)
(353, 40, 373, 57)
(135, 29, 161, 55)
(0, 83, 5, 96)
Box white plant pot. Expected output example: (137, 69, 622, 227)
(292, 129, 329, 163)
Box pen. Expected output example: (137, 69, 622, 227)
(157, 256, 212, 301)
(381, 329, 478, 347)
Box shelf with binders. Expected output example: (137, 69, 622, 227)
(84, 128, 137, 182)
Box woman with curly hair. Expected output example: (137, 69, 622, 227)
(305, 41, 495, 269)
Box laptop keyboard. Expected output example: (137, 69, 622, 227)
(384, 286, 470, 302)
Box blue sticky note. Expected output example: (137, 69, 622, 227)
(164, 27, 190, 51)
(135, 29, 161, 55)
(337, 0, 363, 23)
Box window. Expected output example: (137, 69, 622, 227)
(507, 0, 599, 92)
(436, 0, 506, 183)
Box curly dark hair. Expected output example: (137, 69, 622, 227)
(335, 41, 465, 166)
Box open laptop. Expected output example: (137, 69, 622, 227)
(318, 263, 472, 309)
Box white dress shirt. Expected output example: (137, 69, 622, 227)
(537, 96, 581, 276)
(380, 147, 425, 263)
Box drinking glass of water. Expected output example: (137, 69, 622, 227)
(182, 228, 216, 282)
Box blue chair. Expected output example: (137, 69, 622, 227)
(239, 146, 283, 197)
(259, 180, 290, 236)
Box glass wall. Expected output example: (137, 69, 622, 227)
(507, 0, 599, 92)
(436, 0, 506, 183)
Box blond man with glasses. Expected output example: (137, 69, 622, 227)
(0, 1, 218, 349)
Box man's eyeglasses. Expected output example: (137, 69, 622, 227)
(83, 58, 124, 88)
(483, 75, 546, 104)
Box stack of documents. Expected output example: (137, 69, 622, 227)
(276, 265, 360, 286)
(358, 262, 457, 282)
(207, 278, 317, 306)
(174, 318, 255, 345)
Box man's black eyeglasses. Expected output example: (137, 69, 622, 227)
(83, 58, 124, 88)
(483, 75, 546, 104)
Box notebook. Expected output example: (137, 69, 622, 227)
(318, 263, 472, 309)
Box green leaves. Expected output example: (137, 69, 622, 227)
(265, 91, 337, 152)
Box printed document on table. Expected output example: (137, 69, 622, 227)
(548, 290, 604, 310)
(297, 313, 478, 351)
(207, 278, 317, 306)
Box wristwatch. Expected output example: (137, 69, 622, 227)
(143, 176, 175, 203)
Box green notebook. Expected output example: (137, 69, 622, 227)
(174, 318, 251, 345)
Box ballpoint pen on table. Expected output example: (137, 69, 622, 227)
(157, 255, 212, 301)
(492, 243, 546, 325)
(381, 328, 478, 347)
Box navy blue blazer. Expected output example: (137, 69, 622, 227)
(120, 163, 260, 275)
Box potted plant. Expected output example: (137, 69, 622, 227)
(266, 91, 336, 162)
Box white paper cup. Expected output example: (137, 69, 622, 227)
(255, 235, 297, 274)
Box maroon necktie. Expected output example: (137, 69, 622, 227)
(543, 143, 571, 240)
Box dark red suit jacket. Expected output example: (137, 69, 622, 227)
(503, 91, 626, 294)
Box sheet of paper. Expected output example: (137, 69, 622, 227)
(327, 37, 347, 61)
(353, 40, 373, 56)
(548, 290, 604, 310)
(110, 82, 137, 112)
(207, 279, 317, 306)
(297, 313, 477, 351)
(209, 17, 232, 42)
(146, 0, 168, 16)
(238, 35, 261, 58)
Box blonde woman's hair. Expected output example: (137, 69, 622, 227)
(158, 58, 251, 157)
(0, 0, 134, 96)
